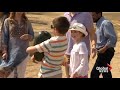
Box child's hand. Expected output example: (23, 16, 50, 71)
(70, 72, 79, 78)
(33, 59, 39, 64)
(31, 55, 40, 64)
(61, 61, 67, 66)
(62, 55, 69, 66)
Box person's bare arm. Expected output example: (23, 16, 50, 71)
(26, 46, 38, 54)
(89, 26, 96, 48)
(89, 26, 97, 59)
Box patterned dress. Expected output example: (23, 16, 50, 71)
(0, 18, 34, 72)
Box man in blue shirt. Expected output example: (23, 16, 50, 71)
(90, 12, 117, 78)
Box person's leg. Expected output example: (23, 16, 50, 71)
(102, 48, 115, 78)
(64, 55, 70, 78)
(65, 64, 69, 78)
(7, 71, 14, 78)
(77, 75, 88, 78)
(16, 55, 30, 78)
(90, 54, 102, 78)
(102, 68, 112, 78)
(38, 71, 62, 78)
(46, 73, 62, 78)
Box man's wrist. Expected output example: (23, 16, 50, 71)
(103, 45, 109, 51)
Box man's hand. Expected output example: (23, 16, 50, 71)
(91, 47, 97, 59)
(2, 52, 8, 60)
(98, 45, 108, 54)
(70, 72, 79, 78)
(20, 34, 33, 41)
(98, 47, 107, 53)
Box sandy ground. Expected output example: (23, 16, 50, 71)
(25, 12, 120, 78)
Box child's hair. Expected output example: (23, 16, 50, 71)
(82, 33, 85, 37)
(94, 12, 102, 16)
(51, 16, 70, 35)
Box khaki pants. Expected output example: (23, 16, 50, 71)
(7, 55, 30, 78)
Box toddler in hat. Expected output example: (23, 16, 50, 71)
(69, 23, 89, 78)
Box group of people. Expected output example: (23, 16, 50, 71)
(0, 12, 117, 78)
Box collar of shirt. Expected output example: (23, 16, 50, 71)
(96, 16, 105, 28)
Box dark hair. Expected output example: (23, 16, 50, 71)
(52, 16, 70, 35)
(9, 12, 28, 21)
(82, 34, 85, 37)
(94, 12, 102, 16)
(3, 12, 10, 15)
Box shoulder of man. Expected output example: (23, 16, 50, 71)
(102, 18, 112, 25)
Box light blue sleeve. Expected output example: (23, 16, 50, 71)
(103, 21, 117, 48)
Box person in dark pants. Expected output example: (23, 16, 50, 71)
(90, 12, 117, 78)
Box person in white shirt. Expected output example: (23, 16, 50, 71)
(69, 23, 89, 78)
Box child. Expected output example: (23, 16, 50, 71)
(26, 16, 70, 78)
(69, 23, 89, 78)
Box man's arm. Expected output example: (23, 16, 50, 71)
(85, 13, 97, 58)
(98, 21, 117, 53)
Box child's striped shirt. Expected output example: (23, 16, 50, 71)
(35, 36, 68, 78)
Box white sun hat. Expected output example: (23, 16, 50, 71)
(69, 23, 88, 36)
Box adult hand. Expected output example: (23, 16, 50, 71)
(91, 47, 97, 59)
(2, 52, 8, 60)
(97, 47, 107, 54)
(20, 34, 32, 41)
